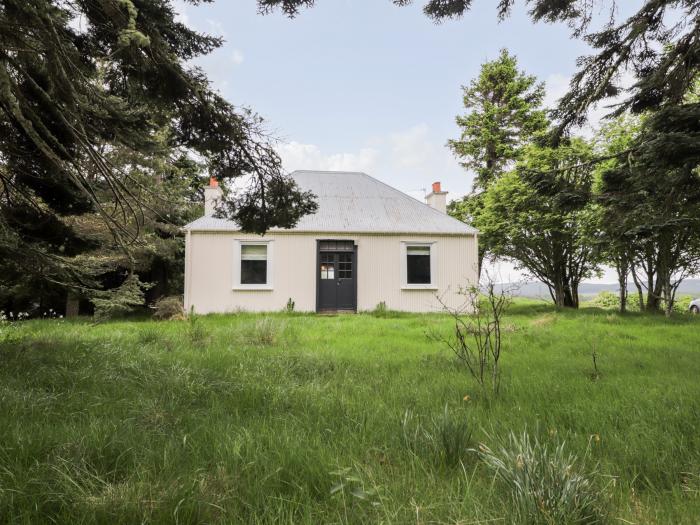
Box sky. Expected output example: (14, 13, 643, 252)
(173, 0, 622, 283)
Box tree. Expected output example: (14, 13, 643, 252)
(447, 49, 547, 274)
(449, 49, 547, 192)
(589, 114, 644, 313)
(595, 108, 700, 316)
(477, 137, 598, 308)
(0, 1, 317, 297)
(0, 0, 315, 316)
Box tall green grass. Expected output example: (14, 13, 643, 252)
(0, 304, 699, 523)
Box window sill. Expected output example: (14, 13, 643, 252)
(401, 285, 438, 290)
(233, 285, 274, 291)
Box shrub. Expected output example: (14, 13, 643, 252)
(236, 318, 296, 347)
(587, 291, 620, 310)
(152, 296, 185, 320)
(372, 301, 388, 317)
(369, 301, 403, 318)
(284, 298, 295, 314)
(92, 274, 150, 321)
(432, 278, 512, 398)
(673, 295, 693, 314)
(479, 431, 608, 524)
(186, 308, 206, 345)
(400, 406, 473, 467)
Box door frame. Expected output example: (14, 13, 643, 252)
(315, 239, 358, 313)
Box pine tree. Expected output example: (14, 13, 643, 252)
(447, 49, 547, 274)
(0, 1, 317, 314)
(448, 49, 547, 192)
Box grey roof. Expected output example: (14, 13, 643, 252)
(184, 170, 477, 235)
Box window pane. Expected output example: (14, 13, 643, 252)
(241, 260, 267, 284)
(407, 245, 430, 256)
(321, 263, 335, 279)
(407, 246, 431, 284)
(242, 244, 267, 261)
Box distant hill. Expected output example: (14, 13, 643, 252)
(500, 279, 700, 300)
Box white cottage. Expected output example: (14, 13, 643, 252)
(183, 170, 478, 313)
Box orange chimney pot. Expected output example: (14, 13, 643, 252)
(432, 181, 441, 193)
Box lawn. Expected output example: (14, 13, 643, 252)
(1, 303, 699, 524)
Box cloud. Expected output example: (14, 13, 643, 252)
(231, 49, 244, 66)
(277, 142, 379, 173)
(389, 123, 435, 169)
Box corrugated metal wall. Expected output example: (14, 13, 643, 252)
(185, 231, 478, 313)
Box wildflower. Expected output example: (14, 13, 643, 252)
(591, 433, 601, 444)
(463, 395, 471, 402)
(549, 428, 557, 437)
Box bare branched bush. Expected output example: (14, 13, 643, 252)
(433, 274, 513, 397)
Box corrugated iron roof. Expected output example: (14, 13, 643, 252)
(184, 170, 477, 235)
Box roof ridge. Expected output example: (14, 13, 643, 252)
(290, 169, 368, 176)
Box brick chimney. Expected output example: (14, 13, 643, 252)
(204, 176, 223, 216)
(425, 181, 447, 214)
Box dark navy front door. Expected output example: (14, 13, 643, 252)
(317, 241, 356, 312)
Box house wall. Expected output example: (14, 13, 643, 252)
(184, 231, 478, 313)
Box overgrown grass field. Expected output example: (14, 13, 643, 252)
(1, 304, 699, 523)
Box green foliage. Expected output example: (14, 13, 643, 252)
(92, 274, 150, 321)
(594, 111, 700, 315)
(372, 301, 388, 317)
(0, 0, 316, 314)
(186, 308, 206, 345)
(587, 291, 624, 311)
(448, 50, 547, 272)
(152, 296, 185, 321)
(477, 137, 599, 307)
(284, 298, 296, 314)
(449, 49, 547, 191)
(480, 431, 609, 525)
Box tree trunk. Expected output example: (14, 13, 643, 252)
(65, 294, 80, 318)
(477, 246, 486, 280)
(647, 278, 663, 312)
(630, 265, 645, 312)
(553, 279, 566, 308)
(616, 258, 628, 314)
(563, 283, 577, 308)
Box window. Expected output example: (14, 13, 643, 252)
(401, 242, 435, 288)
(234, 241, 272, 289)
(338, 252, 352, 279)
(241, 244, 267, 284)
(320, 253, 335, 279)
(406, 245, 431, 284)
(319, 240, 353, 252)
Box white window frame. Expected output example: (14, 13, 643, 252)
(233, 240, 274, 290)
(400, 241, 437, 290)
